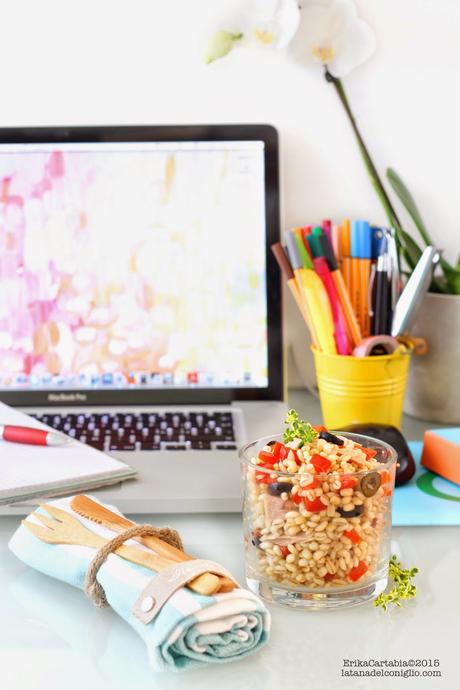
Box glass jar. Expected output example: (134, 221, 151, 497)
(239, 432, 397, 610)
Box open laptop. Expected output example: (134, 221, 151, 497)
(0, 124, 287, 515)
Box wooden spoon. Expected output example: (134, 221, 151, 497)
(23, 504, 222, 595)
(70, 494, 235, 593)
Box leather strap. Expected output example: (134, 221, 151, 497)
(132, 559, 238, 624)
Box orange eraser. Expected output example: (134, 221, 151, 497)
(421, 429, 460, 486)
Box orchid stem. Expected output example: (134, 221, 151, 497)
(324, 68, 402, 234)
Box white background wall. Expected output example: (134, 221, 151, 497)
(2, 0, 458, 382)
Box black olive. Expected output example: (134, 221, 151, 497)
(360, 472, 381, 497)
(266, 440, 277, 446)
(319, 431, 344, 446)
(251, 534, 261, 548)
(337, 505, 364, 518)
(267, 482, 292, 496)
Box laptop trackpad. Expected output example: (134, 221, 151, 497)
(94, 450, 242, 508)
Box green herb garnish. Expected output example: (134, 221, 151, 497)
(283, 409, 318, 447)
(374, 555, 419, 611)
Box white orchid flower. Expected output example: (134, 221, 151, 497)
(300, 0, 376, 77)
(204, 0, 301, 64)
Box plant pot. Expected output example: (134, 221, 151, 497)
(404, 292, 460, 423)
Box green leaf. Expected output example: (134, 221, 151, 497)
(446, 269, 460, 294)
(387, 169, 457, 279)
(386, 168, 433, 246)
(204, 31, 243, 64)
(397, 230, 449, 293)
(396, 227, 423, 268)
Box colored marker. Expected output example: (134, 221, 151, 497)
(317, 233, 362, 348)
(285, 232, 337, 355)
(293, 228, 313, 269)
(313, 256, 350, 355)
(351, 220, 372, 337)
(307, 233, 349, 352)
(331, 224, 342, 268)
(340, 219, 352, 296)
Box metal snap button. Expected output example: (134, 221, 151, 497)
(140, 595, 155, 612)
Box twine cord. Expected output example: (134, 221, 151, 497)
(84, 524, 183, 608)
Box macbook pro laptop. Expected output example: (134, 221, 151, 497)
(0, 124, 287, 515)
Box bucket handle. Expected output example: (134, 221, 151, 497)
(396, 335, 428, 356)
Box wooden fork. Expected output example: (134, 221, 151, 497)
(70, 494, 235, 593)
(23, 504, 222, 595)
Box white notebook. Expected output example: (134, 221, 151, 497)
(0, 402, 136, 504)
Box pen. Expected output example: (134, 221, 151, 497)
(0, 425, 71, 446)
(285, 232, 337, 355)
(317, 233, 362, 348)
(293, 228, 313, 269)
(384, 228, 401, 316)
(313, 256, 350, 355)
(284, 233, 320, 347)
(306, 232, 350, 353)
(331, 224, 342, 269)
(371, 253, 391, 335)
(351, 220, 372, 337)
(300, 227, 313, 261)
(371, 226, 386, 261)
(340, 219, 352, 295)
(321, 219, 332, 243)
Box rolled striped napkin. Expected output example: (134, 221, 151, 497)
(8, 496, 270, 672)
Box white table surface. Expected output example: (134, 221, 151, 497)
(1, 391, 459, 690)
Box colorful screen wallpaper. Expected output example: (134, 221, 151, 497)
(0, 141, 268, 389)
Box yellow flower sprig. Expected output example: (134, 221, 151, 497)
(375, 555, 419, 611)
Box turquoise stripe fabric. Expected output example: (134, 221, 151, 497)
(8, 502, 270, 672)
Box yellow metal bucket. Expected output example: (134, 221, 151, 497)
(312, 346, 412, 429)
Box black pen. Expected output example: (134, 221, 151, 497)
(372, 254, 391, 335)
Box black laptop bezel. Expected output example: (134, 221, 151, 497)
(0, 124, 282, 406)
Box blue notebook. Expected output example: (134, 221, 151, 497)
(392, 441, 460, 526)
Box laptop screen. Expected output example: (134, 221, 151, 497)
(0, 135, 275, 399)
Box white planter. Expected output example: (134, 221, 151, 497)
(404, 292, 460, 423)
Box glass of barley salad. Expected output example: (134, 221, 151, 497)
(239, 420, 397, 610)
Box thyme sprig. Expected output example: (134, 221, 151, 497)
(374, 555, 419, 611)
(283, 409, 318, 447)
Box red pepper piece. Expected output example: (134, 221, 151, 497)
(313, 425, 327, 432)
(304, 496, 327, 512)
(258, 450, 275, 466)
(292, 449, 301, 466)
(383, 486, 393, 497)
(343, 529, 361, 545)
(271, 442, 284, 460)
(279, 545, 290, 558)
(291, 493, 303, 505)
(362, 447, 377, 459)
(348, 561, 368, 582)
(278, 444, 289, 461)
(310, 454, 332, 473)
(324, 572, 335, 582)
(340, 476, 357, 490)
(255, 472, 274, 484)
(380, 469, 391, 484)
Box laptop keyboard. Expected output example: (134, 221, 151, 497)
(29, 411, 237, 452)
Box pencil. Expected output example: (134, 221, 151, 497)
(271, 243, 317, 345)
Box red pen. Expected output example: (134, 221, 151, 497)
(313, 256, 351, 355)
(0, 425, 71, 446)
